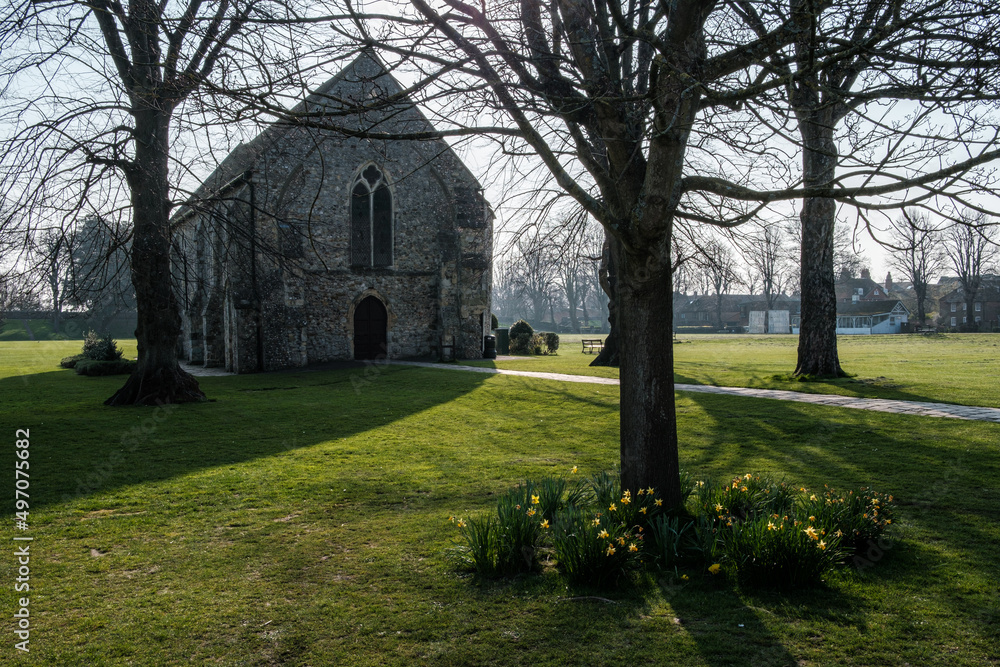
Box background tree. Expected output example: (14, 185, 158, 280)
(886, 209, 946, 326)
(66, 215, 136, 328)
(33, 229, 73, 334)
(740, 222, 791, 314)
(691, 235, 740, 329)
(945, 210, 998, 329)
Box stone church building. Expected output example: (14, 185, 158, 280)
(171, 52, 493, 372)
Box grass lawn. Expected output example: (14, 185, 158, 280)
(1, 341, 998, 665)
(468, 332, 1000, 408)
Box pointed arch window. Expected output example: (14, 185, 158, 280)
(350, 165, 392, 267)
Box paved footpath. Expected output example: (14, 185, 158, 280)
(390, 361, 1000, 424)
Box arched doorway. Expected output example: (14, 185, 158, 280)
(354, 296, 388, 360)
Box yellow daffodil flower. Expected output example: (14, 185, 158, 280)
(628, 543, 638, 552)
(540, 519, 550, 529)
(571, 466, 578, 474)
(531, 494, 540, 505)
(609, 503, 617, 512)
(708, 563, 721, 575)
(598, 529, 609, 539)
(817, 540, 827, 550)
(456, 519, 466, 528)
(606, 545, 616, 556)
(654, 499, 663, 507)
(803, 526, 819, 540)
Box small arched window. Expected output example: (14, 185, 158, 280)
(350, 165, 392, 267)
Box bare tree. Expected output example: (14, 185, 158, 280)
(31, 229, 74, 333)
(737, 0, 1000, 376)
(886, 209, 946, 326)
(945, 211, 998, 329)
(739, 222, 791, 334)
(0, 0, 344, 404)
(691, 235, 740, 329)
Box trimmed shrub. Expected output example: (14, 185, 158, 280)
(529, 333, 546, 355)
(543, 332, 559, 353)
(74, 359, 136, 376)
(491, 313, 499, 330)
(60, 354, 86, 369)
(508, 332, 533, 354)
(508, 319, 533, 339)
(81, 330, 123, 361)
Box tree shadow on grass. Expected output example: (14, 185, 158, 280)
(673, 369, 978, 407)
(676, 389, 1000, 657)
(0, 364, 489, 514)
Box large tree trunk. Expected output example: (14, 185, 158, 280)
(591, 234, 620, 366)
(616, 248, 681, 508)
(915, 280, 927, 326)
(106, 107, 205, 405)
(794, 116, 845, 377)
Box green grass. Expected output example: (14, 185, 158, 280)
(469, 332, 1000, 408)
(1, 341, 998, 665)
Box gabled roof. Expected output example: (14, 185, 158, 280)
(836, 300, 909, 316)
(173, 50, 472, 222)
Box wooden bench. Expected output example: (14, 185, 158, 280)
(582, 339, 604, 354)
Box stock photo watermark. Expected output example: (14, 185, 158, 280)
(13, 429, 33, 653)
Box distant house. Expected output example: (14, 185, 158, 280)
(938, 283, 1000, 331)
(787, 298, 909, 335)
(834, 300, 910, 334)
(836, 269, 891, 303)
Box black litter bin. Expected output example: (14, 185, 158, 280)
(483, 334, 497, 359)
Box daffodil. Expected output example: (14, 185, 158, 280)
(628, 543, 638, 552)
(715, 503, 723, 513)
(609, 503, 617, 512)
(808, 515, 816, 522)
(835, 529, 844, 538)
(606, 545, 616, 556)
(592, 518, 602, 527)
(456, 519, 466, 528)
(620, 496, 631, 505)
(526, 508, 536, 517)
(681, 574, 690, 581)
(654, 499, 663, 507)
(646, 487, 655, 495)
(540, 519, 550, 529)
(571, 466, 578, 474)
(810, 494, 818, 501)
(744, 473, 752, 480)
(767, 521, 776, 531)
(640, 507, 648, 515)
(598, 529, 609, 539)
(708, 563, 721, 575)
(817, 540, 827, 550)
(803, 526, 819, 540)
(618, 536, 626, 546)
(531, 494, 540, 505)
